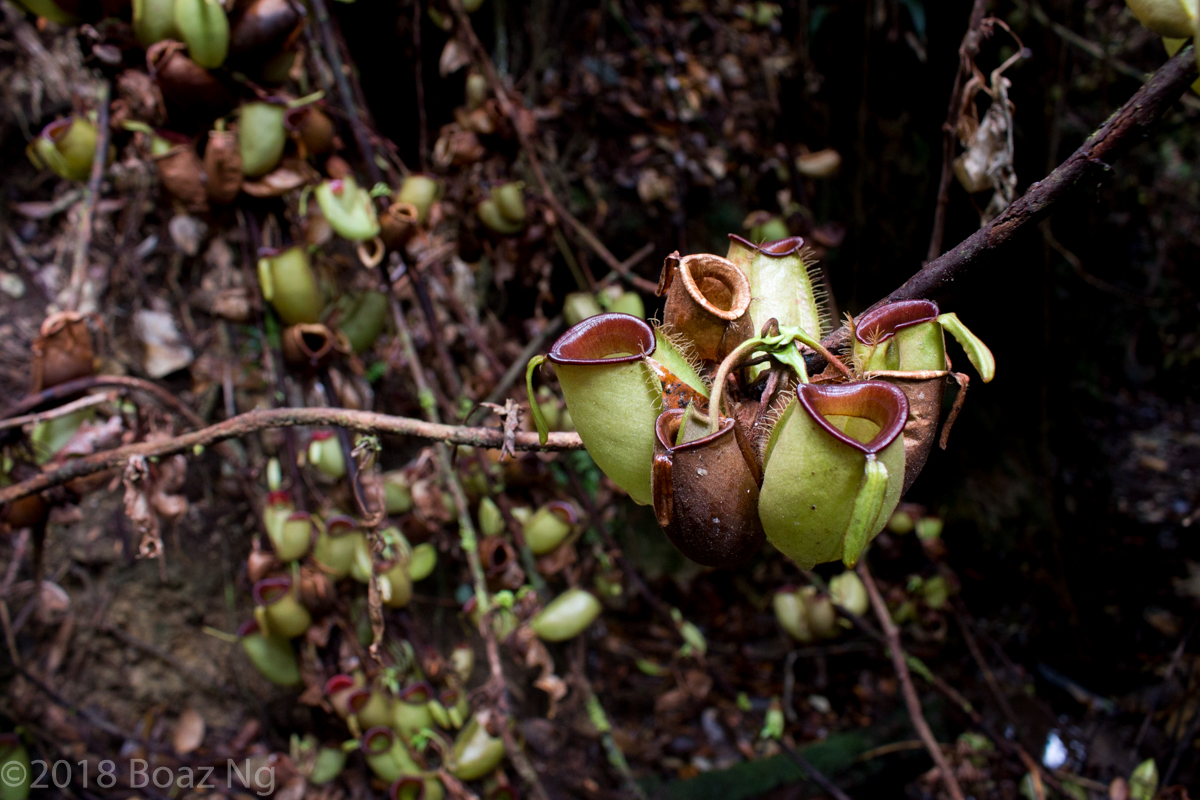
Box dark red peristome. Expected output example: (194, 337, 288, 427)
(795, 382, 909, 455)
(360, 725, 395, 753)
(727, 233, 806, 257)
(399, 681, 433, 703)
(390, 777, 427, 800)
(323, 674, 355, 696)
(548, 313, 655, 366)
(324, 514, 358, 534)
(252, 575, 293, 606)
(346, 688, 373, 714)
(545, 500, 578, 525)
(854, 300, 939, 345)
(236, 619, 262, 638)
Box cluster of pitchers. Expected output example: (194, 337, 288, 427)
(527, 235, 994, 570)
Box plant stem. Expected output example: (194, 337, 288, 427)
(816, 44, 1199, 369)
(927, 0, 990, 262)
(0, 408, 583, 505)
(66, 79, 110, 313)
(391, 269, 551, 800)
(857, 561, 966, 800)
(446, 0, 658, 294)
(707, 336, 765, 435)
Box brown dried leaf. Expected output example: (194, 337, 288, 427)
(433, 124, 485, 168)
(44, 612, 74, 676)
(192, 286, 253, 321)
(204, 129, 243, 204)
(173, 708, 206, 754)
(156, 148, 209, 214)
(439, 39, 471, 77)
(10, 581, 71, 624)
(56, 415, 124, 459)
(122, 456, 163, 561)
(115, 68, 166, 126)
(240, 158, 317, 198)
(133, 309, 195, 378)
(30, 311, 95, 392)
(512, 626, 567, 718)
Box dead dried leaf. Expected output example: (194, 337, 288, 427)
(169, 214, 208, 256)
(204, 129, 243, 204)
(173, 708, 206, 754)
(240, 158, 317, 198)
(439, 39, 472, 77)
(123, 455, 163, 561)
(133, 309, 195, 378)
(11, 580, 71, 624)
(56, 415, 124, 459)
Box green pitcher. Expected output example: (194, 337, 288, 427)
(759, 382, 908, 569)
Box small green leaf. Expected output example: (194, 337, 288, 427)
(842, 456, 889, 567)
(363, 361, 387, 384)
(760, 700, 784, 740)
(1129, 758, 1158, 800)
(525, 355, 550, 444)
(636, 658, 671, 677)
(938, 313, 995, 382)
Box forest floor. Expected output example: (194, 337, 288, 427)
(1, 1, 1198, 799)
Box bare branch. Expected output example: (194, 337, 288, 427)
(858, 561, 966, 800)
(821, 44, 1198, 361)
(0, 407, 583, 505)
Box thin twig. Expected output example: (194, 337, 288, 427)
(1021, 0, 1148, 83)
(857, 561, 966, 800)
(483, 315, 563, 407)
(1, 375, 205, 427)
(565, 464, 676, 629)
(819, 570, 1065, 795)
(572, 638, 649, 800)
(12, 662, 173, 751)
(447, 0, 659, 295)
(1134, 620, 1196, 749)
(309, 0, 392, 186)
(778, 739, 853, 800)
(413, 0, 428, 172)
(98, 623, 231, 693)
(0, 391, 115, 432)
(480, 240, 654, 408)
(391, 286, 551, 800)
(1041, 220, 1164, 306)
(928, 0, 990, 262)
(953, 606, 1019, 730)
(67, 80, 111, 312)
(318, 368, 371, 518)
(0, 408, 583, 505)
(816, 44, 1199, 367)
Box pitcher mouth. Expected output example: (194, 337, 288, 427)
(727, 233, 806, 257)
(324, 514, 359, 535)
(253, 576, 294, 606)
(547, 313, 656, 366)
(236, 619, 263, 638)
(854, 300, 939, 345)
(399, 681, 433, 703)
(361, 725, 395, 753)
(654, 408, 736, 453)
(323, 674, 356, 696)
(676, 254, 752, 321)
(282, 105, 314, 133)
(795, 382, 909, 455)
(40, 118, 74, 143)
